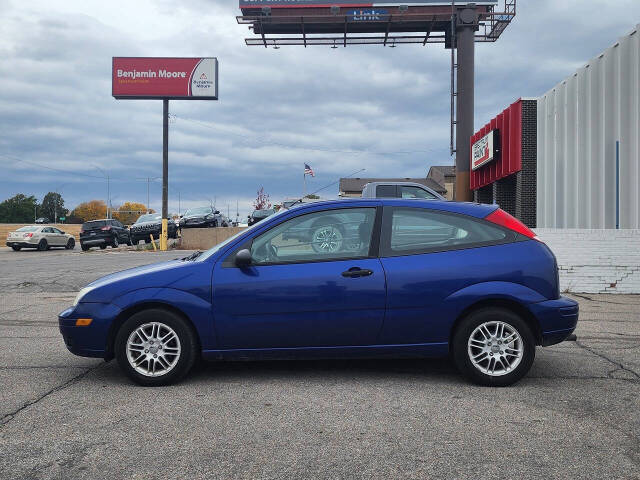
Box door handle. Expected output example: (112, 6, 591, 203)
(342, 268, 373, 278)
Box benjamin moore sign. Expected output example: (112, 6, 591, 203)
(112, 57, 218, 100)
(240, 1, 497, 7)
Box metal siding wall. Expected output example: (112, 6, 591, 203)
(537, 25, 640, 228)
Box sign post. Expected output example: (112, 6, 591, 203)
(112, 57, 219, 250)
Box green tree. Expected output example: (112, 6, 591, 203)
(0, 194, 39, 223)
(40, 192, 68, 223)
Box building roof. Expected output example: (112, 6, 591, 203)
(339, 177, 447, 195)
(427, 165, 456, 186)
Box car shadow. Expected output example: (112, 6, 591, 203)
(189, 357, 460, 383)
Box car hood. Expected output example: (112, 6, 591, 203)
(131, 221, 160, 228)
(80, 259, 205, 304)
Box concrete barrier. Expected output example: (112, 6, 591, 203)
(180, 227, 246, 250)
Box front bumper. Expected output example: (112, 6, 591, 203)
(58, 302, 122, 358)
(528, 296, 579, 346)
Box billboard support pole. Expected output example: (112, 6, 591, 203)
(161, 98, 169, 252)
(454, 5, 477, 202)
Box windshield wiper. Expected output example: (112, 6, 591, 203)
(182, 250, 203, 261)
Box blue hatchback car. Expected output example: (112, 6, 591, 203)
(59, 199, 578, 387)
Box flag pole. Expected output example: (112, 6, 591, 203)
(303, 171, 307, 198)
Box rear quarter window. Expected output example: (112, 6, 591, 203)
(381, 207, 514, 257)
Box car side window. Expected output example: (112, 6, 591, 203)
(250, 208, 377, 265)
(381, 207, 511, 257)
(376, 185, 397, 198)
(400, 186, 436, 199)
(51, 228, 62, 234)
(42, 227, 52, 233)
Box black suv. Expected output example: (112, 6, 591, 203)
(179, 206, 229, 229)
(80, 219, 131, 251)
(130, 213, 178, 245)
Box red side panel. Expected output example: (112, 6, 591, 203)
(470, 99, 523, 191)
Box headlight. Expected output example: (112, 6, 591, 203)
(73, 286, 93, 306)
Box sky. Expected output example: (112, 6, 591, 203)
(1, 1, 639, 220)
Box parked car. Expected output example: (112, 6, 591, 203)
(179, 206, 229, 229)
(248, 208, 276, 226)
(60, 198, 578, 387)
(130, 213, 178, 245)
(361, 181, 445, 200)
(80, 219, 131, 251)
(34, 217, 51, 224)
(6, 225, 75, 251)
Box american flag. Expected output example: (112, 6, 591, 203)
(304, 163, 315, 177)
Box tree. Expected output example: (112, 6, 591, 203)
(71, 200, 107, 222)
(113, 202, 151, 225)
(253, 187, 271, 210)
(0, 194, 39, 223)
(40, 192, 68, 223)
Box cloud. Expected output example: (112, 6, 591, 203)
(1, 0, 639, 217)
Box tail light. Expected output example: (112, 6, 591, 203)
(23, 233, 33, 238)
(484, 208, 539, 241)
(101, 226, 111, 231)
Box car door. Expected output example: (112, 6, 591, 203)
(50, 227, 65, 246)
(41, 227, 55, 245)
(378, 206, 517, 346)
(211, 205, 386, 349)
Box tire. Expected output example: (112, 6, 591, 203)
(112, 236, 119, 248)
(11, 246, 21, 251)
(452, 307, 535, 387)
(115, 309, 198, 386)
(81, 244, 90, 252)
(130, 237, 138, 246)
(100, 244, 107, 250)
(144, 238, 151, 244)
(38, 239, 48, 251)
(66, 238, 75, 250)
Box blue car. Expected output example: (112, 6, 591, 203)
(59, 199, 578, 387)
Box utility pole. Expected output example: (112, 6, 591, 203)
(161, 98, 169, 251)
(147, 177, 151, 212)
(178, 191, 181, 217)
(454, 4, 478, 202)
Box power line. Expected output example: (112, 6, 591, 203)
(171, 114, 449, 156)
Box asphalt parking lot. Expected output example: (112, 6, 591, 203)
(0, 247, 638, 480)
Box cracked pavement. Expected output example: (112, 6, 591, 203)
(0, 248, 639, 479)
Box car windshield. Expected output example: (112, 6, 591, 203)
(16, 226, 39, 232)
(136, 214, 160, 223)
(184, 207, 212, 216)
(253, 209, 275, 217)
(197, 208, 287, 262)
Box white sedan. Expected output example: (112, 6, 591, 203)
(6, 225, 76, 251)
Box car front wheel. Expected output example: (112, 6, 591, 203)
(452, 307, 535, 387)
(112, 236, 119, 248)
(66, 238, 75, 250)
(115, 309, 198, 386)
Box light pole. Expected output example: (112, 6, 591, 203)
(93, 165, 110, 219)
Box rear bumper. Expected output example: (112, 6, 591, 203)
(528, 296, 579, 346)
(6, 241, 39, 248)
(80, 233, 112, 246)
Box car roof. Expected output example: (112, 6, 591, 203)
(287, 198, 498, 219)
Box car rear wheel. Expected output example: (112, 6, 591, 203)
(11, 246, 21, 251)
(452, 307, 535, 387)
(66, 238, 75, 250)
(81, 244, 90, 252)
(112, 236, 119, 248)
(99, 244, 107, 250)
(115, 309, 197, 386)
(37, 239, 48, 251)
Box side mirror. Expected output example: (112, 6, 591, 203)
(235, 249, 252, 267)
(214, 210, 220, 215)
(60, 231, 66, 234)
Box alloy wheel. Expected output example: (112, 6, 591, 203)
(467, 321, 524, 377)
(126, 322, 181, 377)
(312, 226, 343, 253)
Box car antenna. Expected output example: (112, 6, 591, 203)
(288, 168, 366, 207)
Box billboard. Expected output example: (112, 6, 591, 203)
(112, 57, 218, 100)
(240, 1, 498, 7)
